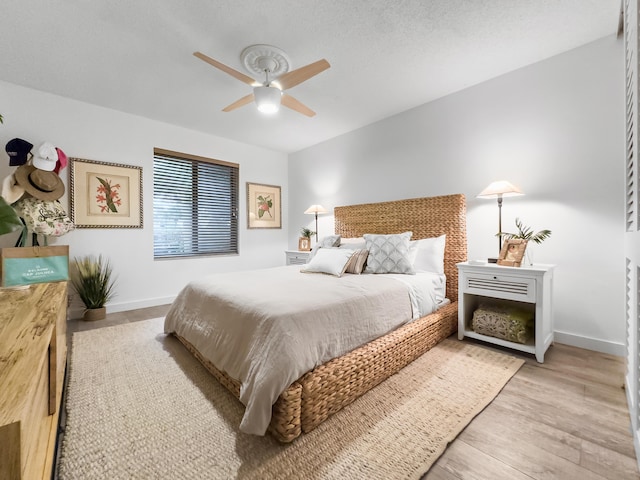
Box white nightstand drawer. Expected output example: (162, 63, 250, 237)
(285, 250, 310, 265)
(464, 272, 536, 303)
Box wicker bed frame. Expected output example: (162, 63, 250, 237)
(176, 193, 467, 442)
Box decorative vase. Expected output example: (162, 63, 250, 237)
(83, 306, 106, 321)
(524, 247, 534, 266)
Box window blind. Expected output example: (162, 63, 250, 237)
(625, 0, 637, 232)
(153, 150, 239, 258)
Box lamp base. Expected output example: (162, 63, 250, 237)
(487, 257, 498, 264)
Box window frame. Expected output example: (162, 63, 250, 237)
(153, 148, 239, 259)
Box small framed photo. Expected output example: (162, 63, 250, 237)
(497, 239, 527, 267)
(298, 237, 311, 251)
(247, 182, 281, 229)
(69, 158, 143, 228)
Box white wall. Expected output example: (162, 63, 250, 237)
(0, 36, 625, 353)
(0, 81, 289, 317)
(289, 36, 625, 355)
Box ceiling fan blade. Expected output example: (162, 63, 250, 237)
(194, 51, 257, 86)
(281, 94, 316, 117)
(222, 93, 255, 112)
(277, 59, 330, 90)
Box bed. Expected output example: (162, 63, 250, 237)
(165, 193, 467, 442)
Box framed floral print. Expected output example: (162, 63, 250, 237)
(247, 182, 281, 229)
(69, 158, 143, 228)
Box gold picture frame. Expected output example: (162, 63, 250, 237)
(497, 239, 527, 267)
(69, 158, 143, 228)
(247, 182, 281, 229)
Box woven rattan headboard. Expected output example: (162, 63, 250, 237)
(334, 194, 467, 300)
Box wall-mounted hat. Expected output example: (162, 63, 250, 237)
(5, 138, 33, 166)
(14, 164, 65, 201)
(32, 142, 58, 171)
(54, 147, 68, 174)
(1, 173, 25, 204)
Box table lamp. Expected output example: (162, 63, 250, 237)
(304, 204, 327, 241)
(477, 180, 524, 258)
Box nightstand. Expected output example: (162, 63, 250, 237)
(285, 250, 310, 265)
(457, 262, 555, 363)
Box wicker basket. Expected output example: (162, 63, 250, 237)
(471, 304, 533, 344)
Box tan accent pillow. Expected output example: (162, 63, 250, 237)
(344, 249, 369, 274)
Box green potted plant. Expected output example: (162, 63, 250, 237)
(498, 218, 552, 265)
(0, 197, 23, 289)
(299, 227, 315, 251)
(70, 254, 116, 321)
(0, 196, 23, 236)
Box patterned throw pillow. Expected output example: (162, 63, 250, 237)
(363, 232, 415, 274)
(344, 249, 369, 274)
(318, 235, 341, 248)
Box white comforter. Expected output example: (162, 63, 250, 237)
(164, 266, 443, 435)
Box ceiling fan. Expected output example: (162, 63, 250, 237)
(194, 44, 330, 117)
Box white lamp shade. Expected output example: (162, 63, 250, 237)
(304, 204, 328, 215)
(254, 86, 281, 114)
(477, 180, 524, 199)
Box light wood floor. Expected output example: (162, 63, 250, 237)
(67, 306, 639, 480)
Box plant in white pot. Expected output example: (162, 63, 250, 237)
(70, 255, 116, 321)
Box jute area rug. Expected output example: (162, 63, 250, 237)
(58, 318, 524, 480)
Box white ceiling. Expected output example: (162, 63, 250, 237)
(0, 0, 621, 153)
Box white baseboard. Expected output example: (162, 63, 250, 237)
(554, 330, 626, 357)
(68, 295, 176, 320)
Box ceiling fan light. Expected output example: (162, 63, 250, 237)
(254, 86, 281, 114)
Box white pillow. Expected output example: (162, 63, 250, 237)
(301, 248, 354, 277)
(409, 234, 446, 274)
(308, 235, 342, 261)
(340, 237, 365, 244)
(363, 231, 415, 274)
(338, 237, 367, 250)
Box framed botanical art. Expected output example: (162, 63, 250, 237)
(497, 239, 527, 267)
(247, 182, 281, 229)
(69, 158, 143, 228)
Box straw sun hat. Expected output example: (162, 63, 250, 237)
(14, 164, 65, 201)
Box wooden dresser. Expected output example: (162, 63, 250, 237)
(0, 282, 68, 480)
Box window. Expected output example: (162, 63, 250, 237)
(153, 148, 239, 259)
